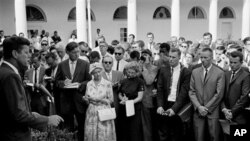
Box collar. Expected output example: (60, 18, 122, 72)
(3, 61, 20, 75)
(172, 63, 181, 70)
(69, 59, 77, 64)
(232, 67, 241, 74)
(202, 64, 212, 71)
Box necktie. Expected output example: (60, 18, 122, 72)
(231, 71, 236, 82)
(107, 73, 111, 81)
(204, 68, 208, 82)
(116, 61, 120, 71)
(70, 62, 75, 79)
(169, 67, 174, 90)
(34, 68, 38, 84)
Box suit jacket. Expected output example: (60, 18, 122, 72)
(157, 64, 191, 113)
(25, 66, 46, 84)
(0, 63, 48, 141)
(55, 59, 91, 114)
(101, 70, 124, 112)
(221, 68, 250, 124)
(189, 64, 225, 118)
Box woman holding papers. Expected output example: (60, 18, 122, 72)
(83, 62, 116, 141)
(118, 61, 144, 141)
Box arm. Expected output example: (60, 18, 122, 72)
(172, 69, 191, 113)
(205, 72, 225, 113)
(79, 63, 91, 93)
(189, 71, 202, 110)
(55, 63, 66, 88)
(4, 74, 48, 131)
(156, 68, 165, 108)
(133, 91, 144, 104)
(231, 74, 250, 117)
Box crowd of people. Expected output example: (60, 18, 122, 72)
(1, 28, 250, 141)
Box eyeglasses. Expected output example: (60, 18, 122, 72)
(41, 44, 48, 46)
(181, 45, 187, 48)
(103, 61, 112, 64)
(81, 50, 88, 53)
(114, 53, 122, 56)
(41, 54, 47, 56)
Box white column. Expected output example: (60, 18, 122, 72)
(127, 0, 137, 40)
(208, 0, 218, 41)
(242, 0, 250, 39)
(87, 0, 93, 48)
(171, 0, 180, 37)
(15, 0, 27, 38)
(76, 0, 87, 42)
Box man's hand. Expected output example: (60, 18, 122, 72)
(222, 108, 232, 120)
(157, 107, 164, 115)
(166, 109, 175, 117)
(198, 106, 208, 116)
(48, 115, 64, 127)
(64, 78, 72, 86)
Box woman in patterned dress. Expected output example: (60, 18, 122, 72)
(83, 62, 116, 141)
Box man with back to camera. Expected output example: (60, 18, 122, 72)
(0, 36, 63, 141)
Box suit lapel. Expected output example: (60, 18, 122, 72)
(65, 59, 72, 79)
(73, 60, 81, 81)
(230, 68, 242, 85)
(102, 71, 108, 81)
(200, 68, 204, 85)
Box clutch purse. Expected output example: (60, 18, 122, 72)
(98, 108, 116, 121)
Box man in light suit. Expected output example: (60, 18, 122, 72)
(189, 47, 225, 141)
(0, 36, 63, 141)
(55, 42, 91, 141)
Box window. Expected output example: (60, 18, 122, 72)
(68, 7, 95, 21)
(188, 6, 206, 19)
(219, 7, 234, 19)
(153, 6, 171, 19)
(113, 6, 127, 20)
(26, 5, 46, 22)
(120, 28, 127, 42)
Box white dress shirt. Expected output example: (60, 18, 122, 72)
(112, 59, 128, 72)
(168, 63, 181, 102)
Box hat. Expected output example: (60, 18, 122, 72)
(89, 62, 103, 74)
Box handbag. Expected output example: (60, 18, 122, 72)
(98, 108, 116, 121)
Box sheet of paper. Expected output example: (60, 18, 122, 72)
(125, 100, 135, 117)
(26, 83, 34, 87)
(64, 82, 79, 89)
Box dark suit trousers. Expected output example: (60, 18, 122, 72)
(158, 102, 183, 141)
(193, 113, 220, 141)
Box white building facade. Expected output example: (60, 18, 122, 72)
(0, 0, 250, 47)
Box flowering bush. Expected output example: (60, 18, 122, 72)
(31, 126, 77, 141)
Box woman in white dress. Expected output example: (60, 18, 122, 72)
(83, 62, 116, 141)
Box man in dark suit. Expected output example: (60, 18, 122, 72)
(101, 55, 124, 141)
(221, 51, 250, 124)
(157, 48, 191, 141)
(25, 52, 52, 115)
(189, 47, 225, 141)
(55, 42, 91, 141)
(0, 36, 63, 141)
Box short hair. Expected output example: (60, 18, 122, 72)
(45, 52, 57, 60)
(89, 51, 100, 59)
(203, 32, 212, 39)
(201, 47, 213, 56)
(243, 37, 250, 45)
(99, 41, 108, 47)
(66, 42, 78, 52)
(147, 32, 154, 37)
(107, 45, 115, 54)
(134, 40, 145, 48)
(49, 46, 57, 52)
(179, 37, 185, 41)
(124, 61, 141, 74)
(54, 31, 58, 34)
(102, 55, 113, 63)
(111, 40, 120, 46)
(3, 36, 30, 60)
(129, 34, 135, 39)
(159, 43, 170, 52)
(216, 46, 226, 54)
(170, 48, 181, 57)
(228, 44, 243, 52)
(141, 49, 152, 57)
(78, 41, 89, 48)
(115, 45, 125, 53)
(130, 50, 140, 60)
(31, 52, 41, 61)
(230, 51, 243, 62)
